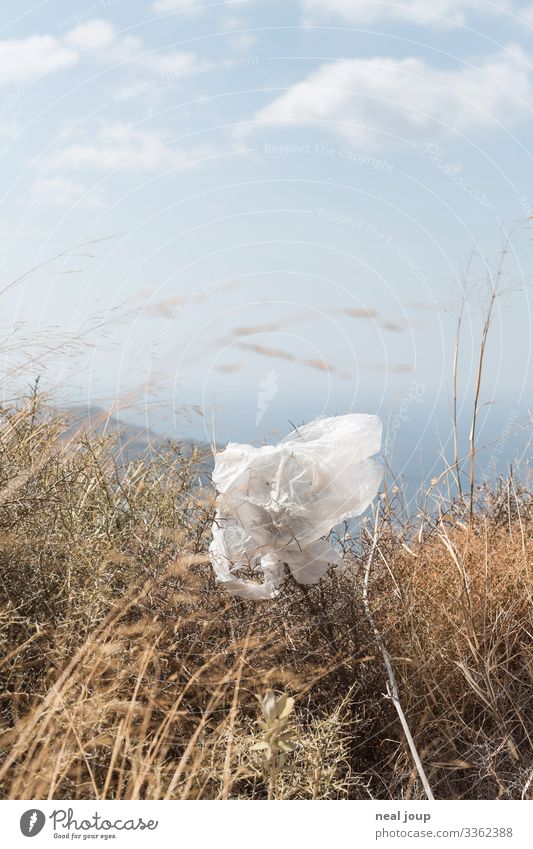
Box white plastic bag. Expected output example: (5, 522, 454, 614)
(209, 414, 383, 599)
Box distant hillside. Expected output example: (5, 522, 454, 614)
(56, 403, 213, 468)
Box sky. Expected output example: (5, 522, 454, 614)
(1, 0, 532, 484)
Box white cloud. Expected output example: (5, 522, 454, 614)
(152, 0, 253, 12)
(516, 3, 533, 23)
(0, 119, 20, 141)
(230, 33, 257, 51)
(139, 50, 195, 76)
(65, 19, 195, 75)
(301, 0, 513, 28)
(63, 18, 116, 50)
(152, 0, 203, 11)
(38, 122, 211, 174)
(0, 18, 194, 88)
(31, 177, 105, 208)
(0, 35, 78, 86)
(249, 46, 532, 147)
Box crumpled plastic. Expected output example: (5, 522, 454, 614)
(209, 413, 383, 600)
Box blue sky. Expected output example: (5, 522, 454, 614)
(1, 0, 532, 471)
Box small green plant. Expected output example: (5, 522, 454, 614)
(253, 690, 297, 798)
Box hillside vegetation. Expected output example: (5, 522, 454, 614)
(0, 396, 531, 800)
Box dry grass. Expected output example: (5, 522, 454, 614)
(0, 394, 531, 800)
